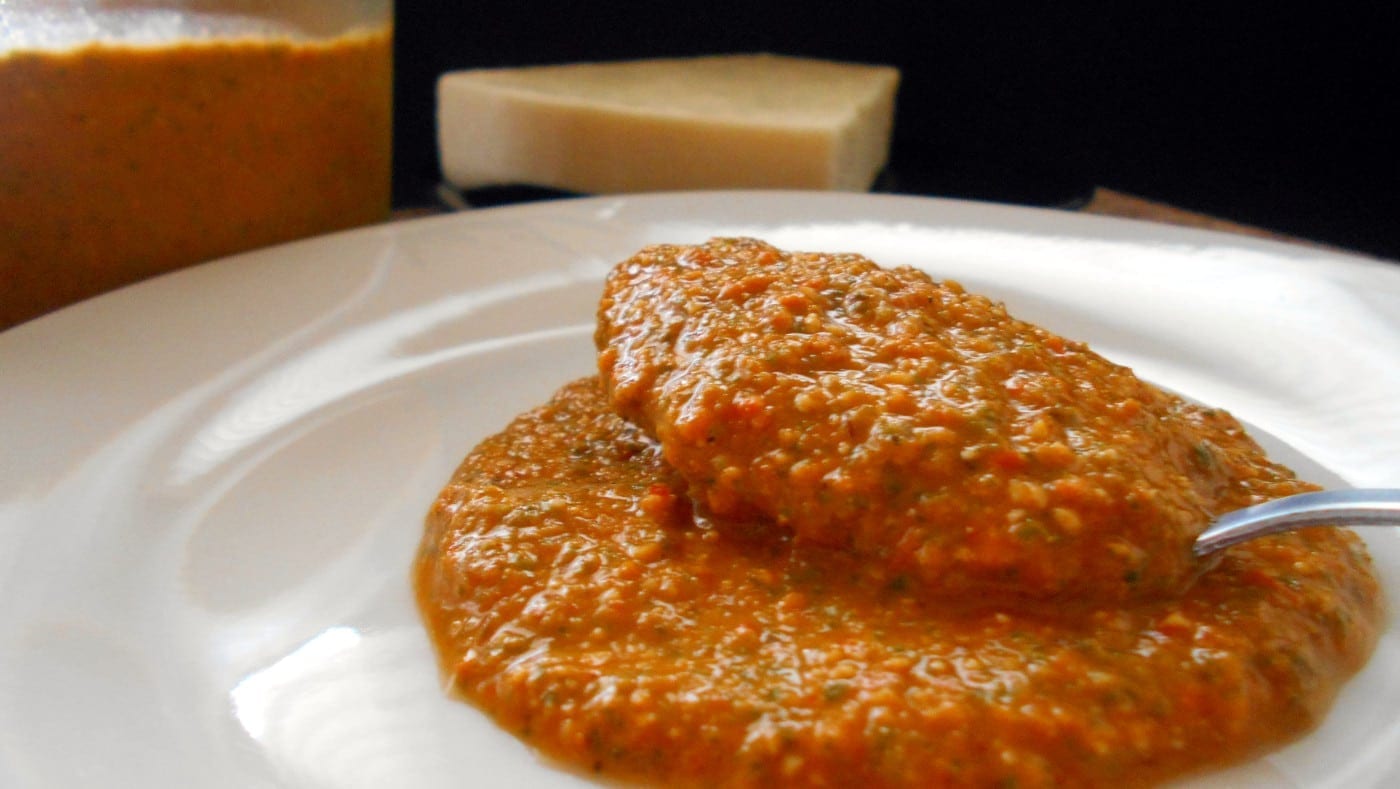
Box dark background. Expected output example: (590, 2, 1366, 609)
(392, 2, 1398, 260)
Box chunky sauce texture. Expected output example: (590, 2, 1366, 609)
(417, 240, 1383, 787)
(597, 238, 1280, 601)
(0, 24, 392, 328)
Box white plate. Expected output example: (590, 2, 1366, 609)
(2, 191, 1399, 788)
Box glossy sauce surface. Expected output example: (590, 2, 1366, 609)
(0, 22, 391, 328)
(597, 239, 1284, 601)
(418, 381, 1380, 787)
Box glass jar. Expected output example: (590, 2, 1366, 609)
(1, 1, 394, 329)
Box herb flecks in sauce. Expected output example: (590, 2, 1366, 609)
(416, 240, 1383, 787)
(596, 238, 1294, 601)
(0, 24, 392, 327)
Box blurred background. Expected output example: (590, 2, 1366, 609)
(392, 2, 1398, 260)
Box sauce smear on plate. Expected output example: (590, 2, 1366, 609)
(416, 240, 1382, 787)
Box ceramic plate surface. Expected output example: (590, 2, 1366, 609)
(2, 191, 1399, 788)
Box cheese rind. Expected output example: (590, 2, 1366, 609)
(437, 54, 899, 194)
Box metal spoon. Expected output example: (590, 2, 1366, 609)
(1193, 488, 1400, 557)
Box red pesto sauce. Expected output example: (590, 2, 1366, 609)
(598, 238, 1268, 602)
(416, 240, 1383, 788)
(0, 25, 392, 329)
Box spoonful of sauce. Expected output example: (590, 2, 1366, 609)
(1194, 488, 1400, 557)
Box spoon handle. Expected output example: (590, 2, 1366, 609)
(1194, 488, 1400, 557)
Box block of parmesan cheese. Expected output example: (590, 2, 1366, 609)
(437, 54, 900, 194)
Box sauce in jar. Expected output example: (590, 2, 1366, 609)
(0, 9, 392, 328)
